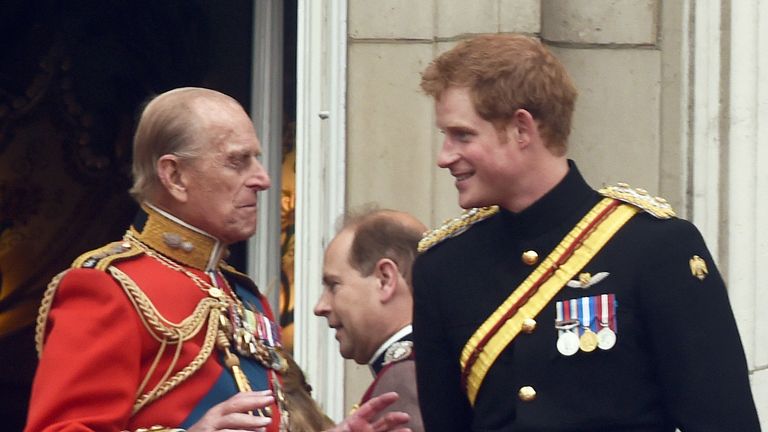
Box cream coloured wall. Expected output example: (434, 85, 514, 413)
(341, 0, 766, 426)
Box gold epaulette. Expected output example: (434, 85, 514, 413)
(599, 183, 676, 219)
(72, 239, 143, 271)
(418, 206, 499, 253)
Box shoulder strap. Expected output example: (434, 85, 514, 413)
(418, 206, 499, 253)
(460, 198, 639, 405)
(599, 182, 675, 219)
(72, 238, 143, 271)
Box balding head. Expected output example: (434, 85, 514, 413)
(129, 87, 245, 202)
(339, 207, 427, 283)
(315, 206, 425, 363)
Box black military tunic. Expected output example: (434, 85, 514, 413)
(412, 162, 760, 431)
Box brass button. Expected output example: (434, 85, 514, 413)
(518, 386, 537, 402)
(521, 318, 537, 333)
(522, 250, 539, 265)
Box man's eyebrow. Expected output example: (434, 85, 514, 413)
(322, 274, 339, 285)
(226, 147, 257, 160)
(444, 125, 474, 133)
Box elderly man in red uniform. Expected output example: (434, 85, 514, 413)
(25, 87, 411, 432)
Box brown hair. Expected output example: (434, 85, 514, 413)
(420, 34, 578, 154)
(341, 206, 426, 282)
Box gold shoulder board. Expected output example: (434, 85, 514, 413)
(72, 239, 142, 271)
(599, 183, 676, 219)
(418, 206, 499, 253)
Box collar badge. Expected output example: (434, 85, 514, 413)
(163, 232, 194, 252)
(383, 340, 413, 365)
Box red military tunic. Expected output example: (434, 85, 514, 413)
(26, 204, 287, 432)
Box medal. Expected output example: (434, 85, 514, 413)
(579, 329, 598, 352)
(597, 294, 617, 350)
(557, 330, 580, 356)
(223, 298, 287, 372)
(597, 326, 616, 350)
(578, 296, 597, 352)
(555, 312, 580, 356)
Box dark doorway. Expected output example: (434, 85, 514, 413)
(0, 1, 272, 429)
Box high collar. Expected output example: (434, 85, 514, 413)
(369, 325, 413, 375)
(130, 202, 227, 272)
(499, 160, 597, 239)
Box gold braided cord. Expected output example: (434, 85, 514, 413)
(35, 234, 243, 418)
(418, 206, 500, 253)
(106, 267, 225, 414)
(135, 327, 186, 415)
(136, 338, 169, 399)
(35, 271, 67, 357)
(133, 306, 222, 414)
(108, 267, 219, 342)
(123, 231, 232, 301)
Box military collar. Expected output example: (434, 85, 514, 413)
(499, 160, 597, 239)
(368, 325, 413, 375)
(130, 202, 227, 272)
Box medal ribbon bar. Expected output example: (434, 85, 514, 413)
(459, 198, 639, 406)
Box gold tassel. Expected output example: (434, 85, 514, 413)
(216, 330, 270, 417)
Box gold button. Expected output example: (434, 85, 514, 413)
(521, 318, 536, 333)
(518, 386, 537, 401)
(522, 250, 539, 265)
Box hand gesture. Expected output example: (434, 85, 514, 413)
(187, 390, 274, 432)
(326, 392, 411, 432)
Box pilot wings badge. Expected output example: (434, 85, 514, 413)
(566, 272, 610, 289)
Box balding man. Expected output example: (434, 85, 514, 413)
(315, 208, 426, 432)
(25, 88, 411, 432)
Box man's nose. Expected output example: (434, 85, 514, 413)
(437, 140, 457, 168)
(248, 160, 272, 190)
(313, 294, 329, 317)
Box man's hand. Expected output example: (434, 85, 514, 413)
(326, 392, 412, 432)
(186, 390, 274, 432)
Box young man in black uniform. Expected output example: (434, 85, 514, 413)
(412, 34, 761, 431)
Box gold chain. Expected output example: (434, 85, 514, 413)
(124, 232, 233, 303)
(124, 232, 289, 430)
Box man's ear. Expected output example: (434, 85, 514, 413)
(374, 258, 400, 303)
(157, 154, 189, 202)
(507, 108, 537, 148)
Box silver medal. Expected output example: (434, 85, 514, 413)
(556, 330, 580, 356)
(597, 327, 616, 350)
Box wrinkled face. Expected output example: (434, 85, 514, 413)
(435, 87, 521, 209)
(182, 107, 271, 244)
(314, 229, 381, 364)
